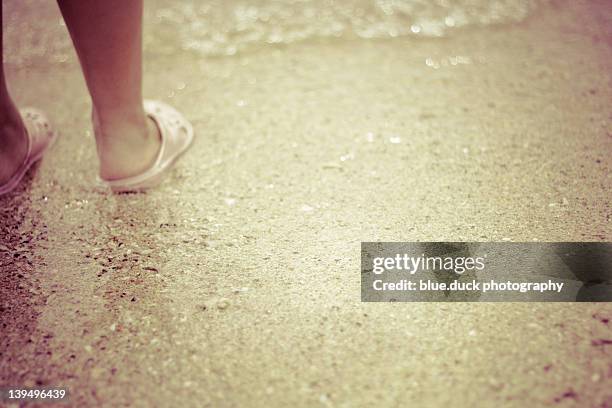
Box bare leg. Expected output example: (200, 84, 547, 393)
(0, 5, 28, 184)
(56, 0, 160, 181)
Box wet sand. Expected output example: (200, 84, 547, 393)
(1, 0, 611, 407)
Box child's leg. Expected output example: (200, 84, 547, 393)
(0, 5, 28, 185)
(57, 0, 161, 181)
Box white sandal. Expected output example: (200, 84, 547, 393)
(103, 100, 194, 193)
(0, 108, 57, 196)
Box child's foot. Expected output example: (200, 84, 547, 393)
(0, 109, 28, 186)
(96, 100, 194, 193)
(94, 108, 162, 182)
(0, 108, 57, 196)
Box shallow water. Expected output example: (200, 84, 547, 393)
(148, 0, 538, 56)
(4, 0, 538, 64)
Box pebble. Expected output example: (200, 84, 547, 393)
(322, 162, 343, 170)
(216, 298, 230, 310)
(300, 205, 314, 212)
(488, 377, 503, 390)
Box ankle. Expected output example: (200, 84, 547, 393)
(0, 108, 27, 152)
(92, 105, 148, 142)
(0, 113, 28, 183)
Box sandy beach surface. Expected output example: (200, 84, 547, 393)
(1, 0, 611, 406)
